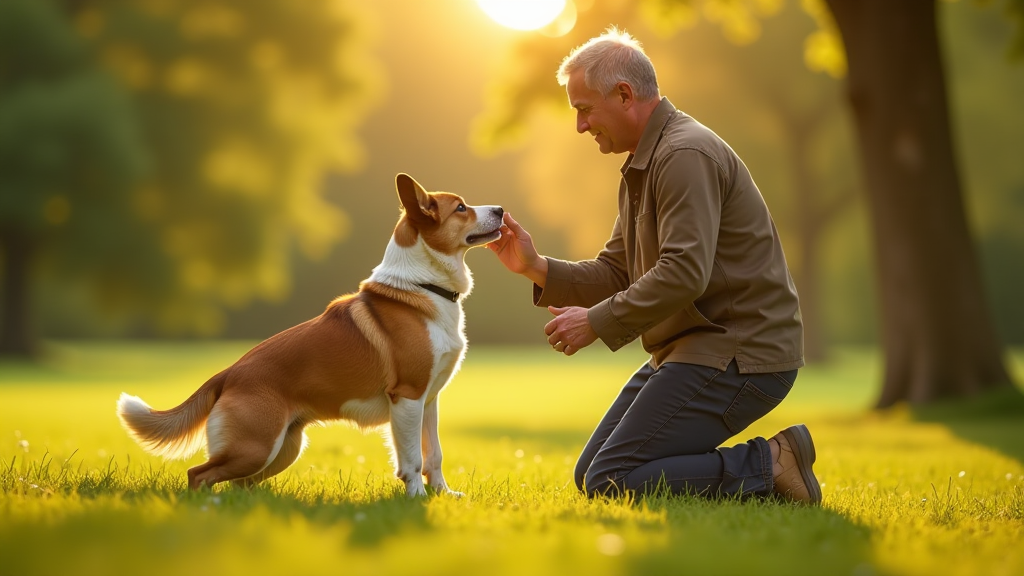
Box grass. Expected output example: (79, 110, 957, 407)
(1, 342, 1022, 576)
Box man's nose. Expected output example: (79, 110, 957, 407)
(576, 113, 589, 134)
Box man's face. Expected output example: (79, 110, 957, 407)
(566, 69, 631, 155)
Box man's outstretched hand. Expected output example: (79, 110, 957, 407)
(487, 212, 548, 287)
(545, 306, 598, 356)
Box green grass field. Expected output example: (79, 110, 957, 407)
(1, 342, 1022, 576)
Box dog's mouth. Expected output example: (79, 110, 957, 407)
(466, 228, 501, 246)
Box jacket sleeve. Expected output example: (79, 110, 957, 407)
(533, 215, 630, 308)
(587, 149, 723, 351)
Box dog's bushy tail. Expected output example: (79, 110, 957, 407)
(116, 371, 227, 460)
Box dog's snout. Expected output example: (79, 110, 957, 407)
(492, 207, 504, 219)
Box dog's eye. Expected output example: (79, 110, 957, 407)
(456, 204, 466, 212)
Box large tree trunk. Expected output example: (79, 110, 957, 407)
(825, 0, 1014, 406)
(0, 226, 36, 357)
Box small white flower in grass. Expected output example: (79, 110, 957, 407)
(17, 440, 28, 452)
(958, 470, 966, 478)
(596, 533, 625, 556)
(514, 449, 524, 459)
(1007, 473, 1014, 481)
(210, 496, 221, 506)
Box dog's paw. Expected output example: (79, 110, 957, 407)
(404, 481, 428, 498)
(430, 486, 464, 498)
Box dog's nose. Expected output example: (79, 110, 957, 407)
(492, 207, 504, 218)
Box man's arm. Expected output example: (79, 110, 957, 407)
(488, 212, 629, 306)
(533, 214, 629, 309)
(488, 211, 628, 357)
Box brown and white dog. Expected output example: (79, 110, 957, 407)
(117, 174, 503, 497)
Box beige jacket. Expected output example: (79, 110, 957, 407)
(535, 98, 804, 373)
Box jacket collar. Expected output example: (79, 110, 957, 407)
(620, 97, 678, 174)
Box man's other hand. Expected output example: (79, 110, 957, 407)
(545, 306, 599, 356)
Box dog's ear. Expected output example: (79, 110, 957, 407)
(396, 173, 436, 223)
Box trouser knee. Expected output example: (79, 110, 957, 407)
(582, 469, 624, 498)
(573, 452, 594, 492)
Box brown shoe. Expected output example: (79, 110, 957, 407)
(770, 424, 822, 505)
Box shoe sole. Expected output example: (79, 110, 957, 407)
(780, 424, 822, 505)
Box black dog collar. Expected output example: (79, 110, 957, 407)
(418, 283, 460, 302)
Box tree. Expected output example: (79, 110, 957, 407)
(0, 0, 379, 355)
(0, 0, 146, 355)
(475, 0, 1022, 405)
(822, 0, 1014, 405)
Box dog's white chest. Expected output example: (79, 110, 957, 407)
(424, 303, 467, 401)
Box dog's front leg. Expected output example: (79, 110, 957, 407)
(390, 396, 427, 497)
(421, 397, 461, 497)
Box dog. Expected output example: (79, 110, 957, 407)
(117, 173, 503, 496)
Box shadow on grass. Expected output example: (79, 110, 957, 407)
(626, 494, 874, 575)
(3, 452, 432, 549)
(911, 387, 1024, 462)
(157, 480, 437, 548)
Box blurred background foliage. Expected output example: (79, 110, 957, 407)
(1, 0, 1022, 357)
(1, 0, 379, 352)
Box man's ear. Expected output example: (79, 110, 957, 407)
(396, 173, 436, 222)
(615, 81, 635, 107)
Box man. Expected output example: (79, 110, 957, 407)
(487, 28, 821, 504)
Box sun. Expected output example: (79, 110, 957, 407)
(476, 0, 566, 31)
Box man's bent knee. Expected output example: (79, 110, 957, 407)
(573, 458, 590, 492)
(582, 469, 626, 498)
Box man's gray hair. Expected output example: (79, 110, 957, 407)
(556, 27, 659, 101)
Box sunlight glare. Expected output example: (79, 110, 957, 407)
(477, 0, 567, 31)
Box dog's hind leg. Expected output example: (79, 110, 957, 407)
(186, 396, 287, 490)
(233, 420, 309, 487)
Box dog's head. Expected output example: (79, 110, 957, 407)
(393, 173, 503, 253)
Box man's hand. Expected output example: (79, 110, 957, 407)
(545, 306, 598, 356)
(487, 212, 548, 287)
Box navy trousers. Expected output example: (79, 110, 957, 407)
(575, 360, 797, 497)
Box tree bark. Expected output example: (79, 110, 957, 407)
(824, 0, 1014, 406)
(0, 226, 36, 357)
